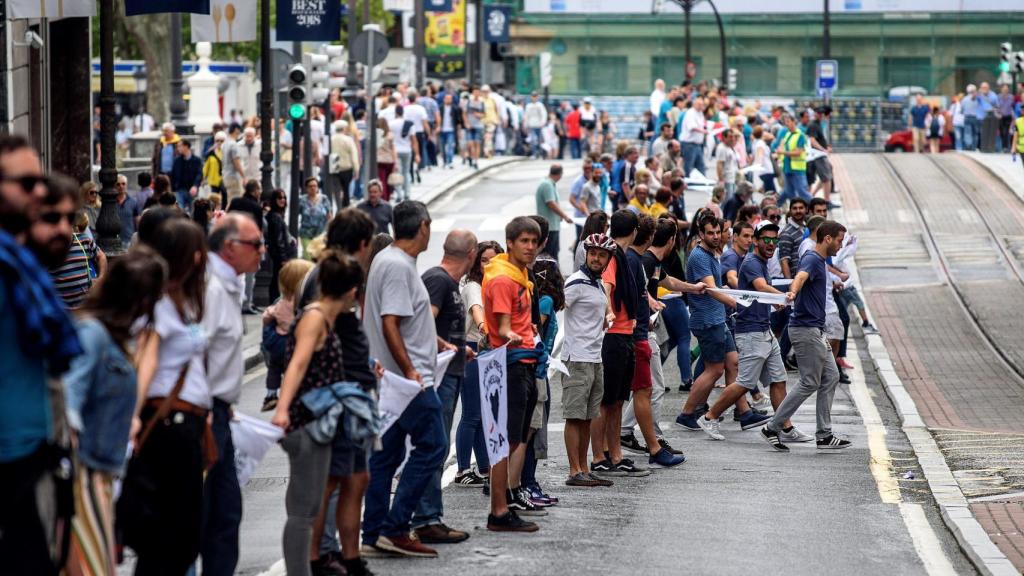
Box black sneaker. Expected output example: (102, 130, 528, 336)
(678, 379, 693, 393)
(261, 391, 278, 412)
(487, 510, 539, 532)
(341, 556, 375, 576)
(816, 434, 852, 450)
(620, 433, 648, 454)
(783, 355, 798, 371)
(614, 458, 651, 477)
(658, 438, 684, 456)
(507, 488, 547, 516)
(733, 407, 769, 422)
(591, 459, 627, 477)
(839, 370, 852, 385)
(584, 472, 614, 487)
(760, 426, 790, 452)
(310, 554, 345, 576)
(482, 477, 490, 496)
(453, 469, 487, 487)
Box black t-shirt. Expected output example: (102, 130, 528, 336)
(626, 248, 651, 342)
(806, 120, 828, 149)
(422, 266, 466, 375)
(296, 266, 376, 391)
(642, 250, 667, 297)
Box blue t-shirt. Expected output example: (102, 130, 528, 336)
(735, 252, 772, 333)
(538, 295, 558, 355)
(910, 105, 929, 129)
(626, 248, 651, 341)
(791, 250, 827, 328)
(721, 248, 740, 283)
(0, 282, 50, 463)
(685, 245, 726, 329)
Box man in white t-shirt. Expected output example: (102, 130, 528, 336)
(678, 98, 707, 177)
(715, 130, 740, 203)
(524, 92, 547, 158)
(404, 90, 430, 175)
(650, 79, 666, 117)
(388, 106, 419, 202)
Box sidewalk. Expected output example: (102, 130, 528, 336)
(962, 151, 1024, 203)
(242, 156, 524, 370)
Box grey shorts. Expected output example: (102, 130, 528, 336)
(812, 157, 833, 181)
(825, 311, 844, 341)
(735, 330, 788, 390)
(561, 361, 604, 421)
(530, 377, 548, 430)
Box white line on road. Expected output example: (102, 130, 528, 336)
(900, 503, 959, 576)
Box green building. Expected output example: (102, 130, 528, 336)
(508, 9, 1024, 97)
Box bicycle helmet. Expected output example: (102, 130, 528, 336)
(582, 233, 616, 253)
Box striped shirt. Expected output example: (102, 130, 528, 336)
(50, 234, 96, 309)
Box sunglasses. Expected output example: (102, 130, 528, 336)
(760, 236, 780, 245)
(231, 237, 263, 249)
(1, 174, 46, 195)
(39, 210, 75, 226)
(768, 214, 781, 221)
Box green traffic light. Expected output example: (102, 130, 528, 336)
(289, 103, 306, 120)
(999, 61, 1011, 72)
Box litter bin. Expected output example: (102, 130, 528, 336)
(980, 112, 999, 153)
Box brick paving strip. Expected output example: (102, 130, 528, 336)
(833, 154, 1020, 576)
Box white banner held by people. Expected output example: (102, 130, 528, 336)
(229, 412, 283, 485)
(710, 287, 791, 308)
(192, 0, 257, 43)
(378, 371, 424, 435)
(10, 0, 93, 18)
(478, 345, 509, 466)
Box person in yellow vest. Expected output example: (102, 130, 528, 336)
(202, 131, 226, 198)
(1011, 115, 1024, 174)
(778, 114, 810, 206)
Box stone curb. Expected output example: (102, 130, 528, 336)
(843, 216, 1018, 576)
(240, 156, 528, 371)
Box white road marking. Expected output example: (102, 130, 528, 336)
(430, 217, 455, 232)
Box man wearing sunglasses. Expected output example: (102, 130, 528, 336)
(0, 134, 83, 575)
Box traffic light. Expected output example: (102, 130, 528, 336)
(287, 64, 307, 120)
(321, 45, 349, 98)
(303, 52, 330, 105)
(1000, 42, 1013, 73)
(727, 68, 737, 91)
(1015, 51, 1024, 74)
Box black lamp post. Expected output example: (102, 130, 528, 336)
(169, 13, 193, 135)
(666, 0, 727, 86)
(95, 0, 123, 257)
(259, 0, 273, 195)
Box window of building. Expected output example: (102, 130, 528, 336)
(651, 55, 702, 86)
(727, 56, 778, 94)
(954, 57, 997, 93)
(879, 57, 932, 92)
(578, 55, 628, 95)
(801, 57, 855, 93)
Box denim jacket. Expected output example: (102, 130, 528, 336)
(63, 318, 137, 473)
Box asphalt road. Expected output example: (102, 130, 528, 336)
(226, 160, 976, 576)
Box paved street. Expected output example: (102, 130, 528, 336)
(230, 160, 975, 576)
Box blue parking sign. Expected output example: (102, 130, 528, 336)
(816, 59, 838, 91)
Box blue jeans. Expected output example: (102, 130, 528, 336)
(954, 126, 964, 151)
(396, 152, 413, 201)
(175, 189, 194, 213)
(660, 297, 692, 383)
(530, 128, 543, 157)
(362, 388, 446, 543)
(457, 345, 490, 474)
(964, 117, 981, 151)
(411, 373, 461, 529)
(200, 400, 242, 576)
(682, 141, 706, 176)
(440, 131, 456, 166)
(569, 138, 582, 159)
(780, 171, 810, 205)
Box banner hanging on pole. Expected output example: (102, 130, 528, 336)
(277, 0, 342, 41)
(125, 0, 210, 16)
(483, 5, 511, 43)
(192, 0, 257, 43)
(425, 0, 467, 79)
(478, 346, 509, 466)
(9, 0, 94, 19)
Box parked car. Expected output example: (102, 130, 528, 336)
(883, 129, 954, 153)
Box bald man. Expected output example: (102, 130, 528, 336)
(201, 213, 264, 574)
(412, 229, 478, 544)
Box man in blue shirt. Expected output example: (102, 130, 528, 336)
(960, 84, 982, 151)
(761, 220, 851, 452)
(676, 214, 770, 433)
(908, 94, 930, 154)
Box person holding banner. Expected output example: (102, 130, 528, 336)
(761, 221, 851, 452)
(482, 216, 545, 532)
(361, 201, 448, 557)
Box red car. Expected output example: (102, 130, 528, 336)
(884, 129, 953, 153)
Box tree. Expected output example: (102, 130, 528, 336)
(112, 0, 172, 122)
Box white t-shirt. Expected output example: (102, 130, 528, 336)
(404, 104, 428, 134)
(378, 105, 396, 122)
(388, 118, 413, 154)
(753, 139, 773, 173)
(680, 107, 705, 144)
(310, 118, 327, 157)
(462, 281, 484, 344)
(715, 142, 738, 182)
(149, 296, 210, 409)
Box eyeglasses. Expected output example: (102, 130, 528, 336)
(38, 210, 75, 226)
(760, 236, 780, 245)
(0, 174, 46, 195)
(768, 214, 781, 221)
(231, 237, 263, 249)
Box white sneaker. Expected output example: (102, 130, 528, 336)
(751, 396, 774, 414)
(779, 426, 814, 443)
(698, 415, 725, 440)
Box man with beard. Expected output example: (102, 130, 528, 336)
(35, 175, 105, 309)
(0, 135, 82, 576)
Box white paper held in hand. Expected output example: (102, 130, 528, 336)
(378, 371, 424, 435)
(434, 349, 456, 386)
(230, 411, 284, 486)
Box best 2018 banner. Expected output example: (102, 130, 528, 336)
(125, 0, 210, 15)
(277, 0, 341, 41)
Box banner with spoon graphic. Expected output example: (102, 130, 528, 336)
(192, 0, 256, 43)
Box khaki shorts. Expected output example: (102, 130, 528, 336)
(530, 377, 548, 430)
(224, 176, 244, 203)
(825, 312, 844, 341)
(561, 361, 604, 421)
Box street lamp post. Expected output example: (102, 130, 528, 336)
(95, 0, 123, 257)
(823, 0, 831, 59)
(169, 13, 193, 134)
(665, 0, 727, 86)
(259, 0, 274, 196)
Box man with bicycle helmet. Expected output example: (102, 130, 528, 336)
(560, 232, 618, 487)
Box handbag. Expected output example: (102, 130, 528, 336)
(387, 171, 405, 187)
